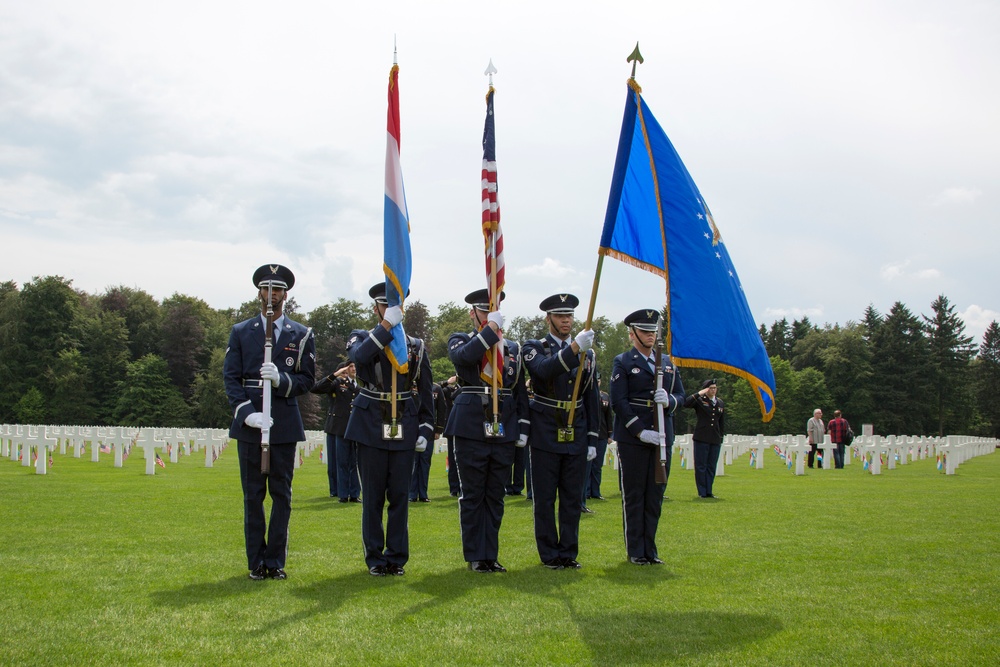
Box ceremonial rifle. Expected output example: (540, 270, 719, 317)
(260, 283, 274, 475)
(653, 316, 668, 484)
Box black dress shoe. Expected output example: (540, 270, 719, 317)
(629, 556, 650, 565)
(338, 498, 349, 503)
(418, 497, 431, 503)
(368, 565, 387, 577)
(348, 497, 362, 503)
(561, 558, 582, 569)
(489, 560, 507, 573)
(581, 506, 595, 514)
(268, 567, 287, 580)
(593, 495, 605, 501)
(542, 559, 565, 570)
(386, 563, 405, 576)
(469, 560, 492, 573)
(648, 557, 664, 565)
(248, 564, 268, 580)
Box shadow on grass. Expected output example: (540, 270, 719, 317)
(572, 610, 782, 664)
(149, 574, 276, 607)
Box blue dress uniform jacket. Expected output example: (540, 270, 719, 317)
(522, 334, 600, 454)
(609, 346, 685, 563)
(445, 325, 529, 564)
(222, 314, 315, 573)
(444, 326, 529, 442)
(345, 324, 435, 449)
(609, 348, 685, 446)
(224, 316, 316, 443)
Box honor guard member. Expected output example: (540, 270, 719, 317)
(311, 361, 361, 502)
(444, 289, 529, 573)
(685, 379, 725, 498)
(223, 264, 315, 580)
(609, 308, 685, 565)
(522, 293, 600, 570)
(346, 283, 434, 577)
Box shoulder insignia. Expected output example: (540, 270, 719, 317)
(525, 349, 537, 362)
(449, 341, 462, 350)
(612, 372, 620, 382)
(285, 356, 294, 367)
(309, 353, 315, 360)
(631, 367, 641, 374)
(225, 346, 230, 354)
(507, 366, 514, 376)
(348, 335, 359, 346)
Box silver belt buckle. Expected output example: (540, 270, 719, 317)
(483, 421, 505, 438)
(382, 423, 404, 440)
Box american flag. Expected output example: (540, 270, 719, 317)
(480, 84, 505, 383)
(155, 453, 165, 469)
(99, 443, 111, 454)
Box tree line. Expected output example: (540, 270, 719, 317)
(1, 276, 997, 438)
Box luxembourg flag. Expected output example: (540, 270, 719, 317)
(383, 56, 412, 374)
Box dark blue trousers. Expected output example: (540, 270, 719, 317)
(617, 441, 666, 560)
(357, 444, 415, 568)
(529, 447, 587, 563)
(409, 444, 433, 501)
(693, 439, 721, 497)
(454, 436, 514, 562)
(325, 434, 338, 496)
(336, 435, 361, 500)
(238, 440, 297, 570)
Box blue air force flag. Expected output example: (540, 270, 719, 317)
(600, 80, 775, 421)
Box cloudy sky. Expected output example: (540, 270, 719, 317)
(2, 0, 998, 342)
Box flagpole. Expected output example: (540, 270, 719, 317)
(566, 44, 643, 425)
(566, 253, 604, 428)
(485, 60, 501, 433)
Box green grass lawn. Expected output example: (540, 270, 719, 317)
(2, 443, 998, 666)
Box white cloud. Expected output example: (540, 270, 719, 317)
(516, 258, 578, 280)
(762, 306, 824, 321)
(959, 304, 1000, 344)
(880, 260, 941, 282)
(931, 187, 982, 206)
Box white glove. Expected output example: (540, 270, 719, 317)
(638, 429, 660, 445)
(587, 446, 597, 461)
(244, 412, 274, 429)
(516, 434, 528, 448)
(415, 436, 428, 452)
(383, 305, 403, 327)
(653, 388, 670, 406)
(260, 362, 280, 387)
(574, 329, 595, 352)
(487, 310, 505, 329)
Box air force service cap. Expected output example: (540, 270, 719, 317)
(539, 293, 579, 314)
(369, 282, 410, 305)
(464, 288, 506, 312)
(623, 308, 661, 332)
(253, 264, 295, 290)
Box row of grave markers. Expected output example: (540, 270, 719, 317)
(0, 424, 336, 476)
(5, 423, 995, 479)
(601, 431, 995, 478)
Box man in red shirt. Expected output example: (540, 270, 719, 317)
(826, 410, 852, 469)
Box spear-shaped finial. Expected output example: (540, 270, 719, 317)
(484, 58, 497, 87)
(393, 34, 398, 65)
(627, 42, 644, 79)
